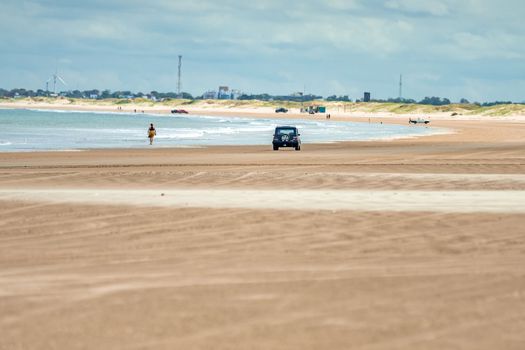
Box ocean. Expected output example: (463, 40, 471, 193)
(0, 108, 444, 151)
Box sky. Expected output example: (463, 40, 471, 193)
(1, 0, 524, 102)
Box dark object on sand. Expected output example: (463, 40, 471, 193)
(272, 126, 301, 151)
(275, 107, 288, 113)
(409, 117, 430, 124)
(171, 109, 188, 114)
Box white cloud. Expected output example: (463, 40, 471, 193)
(1, 0, 524, 101)
(432, 31, 524, 60)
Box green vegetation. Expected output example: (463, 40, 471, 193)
(2, 96, 524, 117)
(1, 87, 522, 115)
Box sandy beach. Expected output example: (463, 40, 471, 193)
(1, 104, 525, 349)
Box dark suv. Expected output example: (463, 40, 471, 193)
(272, 126, 301, 151)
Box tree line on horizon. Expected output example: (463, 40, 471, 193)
(0, 88, 194, 101)
(0, 88, 520, 107)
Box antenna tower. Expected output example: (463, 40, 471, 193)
(46, 67, 67, 95)
(177, 55, 182, 98)
(398, 74, 403, 99)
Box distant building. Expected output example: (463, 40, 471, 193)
(231, 89, 242, 100)
(218, 86, 230, 99)
(202, 90, 217, 99)
(117, 94, 134, 99)
(202, 86, 241, 100)
(364, 92, 371, 102)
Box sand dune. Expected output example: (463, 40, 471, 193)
(3, 98, 525, 118)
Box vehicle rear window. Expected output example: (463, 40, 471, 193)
(276, 128, 296, 135)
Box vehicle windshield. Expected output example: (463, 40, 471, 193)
(276, 128, 296, 135)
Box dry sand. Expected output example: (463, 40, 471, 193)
(2, 189, 525, 213)
(1, 105, 525, 349)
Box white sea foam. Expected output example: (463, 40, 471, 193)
(28, 108, 164, 118)
(29, 108, 128, 116)
(156, 130, 206, 139)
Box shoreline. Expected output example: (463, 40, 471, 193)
(2, 100, 525, 350)
(0, 104, 453, 153)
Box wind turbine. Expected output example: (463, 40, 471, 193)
(46, 69, 67, 95)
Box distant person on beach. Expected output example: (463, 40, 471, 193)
(148, 124, 156, 145)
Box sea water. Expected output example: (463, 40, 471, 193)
(0, 108, 446, 151)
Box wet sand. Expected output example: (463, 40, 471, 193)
(1, 113, 525, 349)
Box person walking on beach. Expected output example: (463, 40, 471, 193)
(148, 123, 156, 145)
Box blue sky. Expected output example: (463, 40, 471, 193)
(1, 0, 524, 102)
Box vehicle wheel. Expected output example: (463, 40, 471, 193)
(273, 145, 279, 151)
(295, 145, 301, 151)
